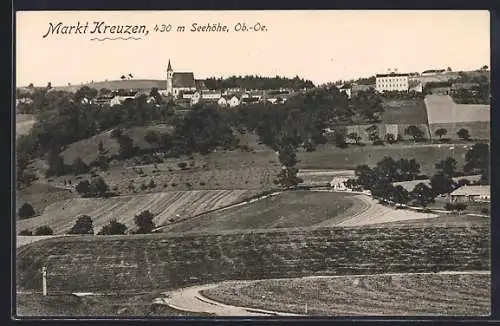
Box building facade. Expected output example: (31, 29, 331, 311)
(375, 73, 410, 92)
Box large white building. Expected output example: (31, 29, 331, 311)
(375, 73, 410, 92)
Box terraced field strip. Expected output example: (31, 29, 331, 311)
(200, 271, 490, 316)
(16, 190, 260, 235)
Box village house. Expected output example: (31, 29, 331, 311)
(449, 185, 490, 203)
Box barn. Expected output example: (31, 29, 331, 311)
(449, 185, 490, 203)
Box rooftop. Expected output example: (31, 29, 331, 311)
(450, 185, 490, 197)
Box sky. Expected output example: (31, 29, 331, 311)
(16, 10, 490, 87)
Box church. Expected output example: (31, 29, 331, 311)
(166, 60, 204, 97)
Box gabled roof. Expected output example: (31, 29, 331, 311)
(173, 72, 196, 88)
(450, 185, 490, 197)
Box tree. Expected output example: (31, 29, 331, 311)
(76, 180, 91, 196)
(385, 133, 396, 144)
(148, 179, 156, 188)
(404, 125, 425, 142)
(68, 215, 94, 235)
(464, 143, 489, 174)
(435, 157, 457, 176)
(355, 164, 377, 190)
(19, 230, 33, 236)
(370, 180, 394, 202)
(365, 125, 379, 142)
(392, 185, 410, 206)
(457, 128, 471, 141)
(90, 177, 110, 197)
(347, 132, 362, 145)
(435, 128, 447, 139)
(397, 158, 421, 181)
(447, 67, 452, 72)
(34, 225, 53, 235)
(46, 151, 67, 177)
(275, 142, 302, 188)
(351, 89, 384, 121)
(456, 179, 471, 187)
(134, 210, 156, 234)
(18, 203, 35, 219)
(430, 173, 455, 196)
(117, 134, 138, 159)
(72, 157, 89, 175)
(481, 65, 488, 71)
(411, 183, 435, 207)
(98, 219, 127, 235)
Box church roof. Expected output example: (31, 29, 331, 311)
(167, 60, 172, 71)
(173, 72, 196, 88)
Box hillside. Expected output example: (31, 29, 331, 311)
(380, 98, 428, 125)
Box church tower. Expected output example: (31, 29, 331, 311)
(166, 59, 174, 95)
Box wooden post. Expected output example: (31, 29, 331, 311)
(42, 266, 47, 296)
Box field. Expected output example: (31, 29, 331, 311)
(16, 190, 260, 235)
(166, 191, 364, 233)
(425, 95, 490, 124)
(16, 114, 36, 137)
(297, 143, 470, 175)
(201, 273, 490, 316)
(380, 98, 428, 124)
(16, 226, 489, 296)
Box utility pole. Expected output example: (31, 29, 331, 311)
(42, 266, 47, 296)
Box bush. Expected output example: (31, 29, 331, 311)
(134, 210, 156, 234)
(148, 179, 156, 188)
(445, 203, 454, 211)
(18, 203, 35, 219)
(171, 183, 177, 187)
(200, 181, 206, 186)
(34, 226, 53, 235)
(185, 182, 192, 188)
(178, 162, 188, 170)
(68, 215, 94, 235)
(19, 229, 32, 236)
(481, 208, 490, 215)
(140, 183, 148, 191)
(373, 139, 385, 146)
(97, 219, 127, 235)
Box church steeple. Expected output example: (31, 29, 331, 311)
(166, 59, 174, 96)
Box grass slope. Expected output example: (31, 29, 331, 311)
(167, 191, 363, 233)
(201, 273, 490, 316)
(16, 190, 259, 235)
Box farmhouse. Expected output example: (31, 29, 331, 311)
(450, 185, 490, 203)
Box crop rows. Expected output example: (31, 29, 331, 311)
(16, 226, 489, 294)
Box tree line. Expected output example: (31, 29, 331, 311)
(203, 75, 315, 90)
